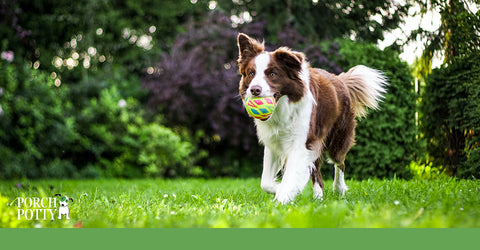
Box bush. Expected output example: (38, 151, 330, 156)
(0, 59, 77, 179)
(328, 40, 418, 179)
(78, 86, 196, 178)
(63, 75, 200, 178)
(0, 59, 198, 179)
(421, 53, 480, 179)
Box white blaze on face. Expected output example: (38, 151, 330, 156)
(247, 52, 274, 98)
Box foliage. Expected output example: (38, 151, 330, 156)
(68, 83, 197, 178)
(0, 1, 210, 179)
(410, 0, 480, 76)
(329, 39, 418, 179)
(1, 178, 480, 227)
(408, 160, 448, 179)
(420, 53, 480, 179)
(217, 0, 411, 44)
(0, 0, 207, 81)
(142, 11, 343, 177)
(0, 60, 197, 179)
(0, 60, 77, 178)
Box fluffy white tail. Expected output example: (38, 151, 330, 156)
(338, 65, 388, 117)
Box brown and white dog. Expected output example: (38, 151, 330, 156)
(236, 33, 387, 204)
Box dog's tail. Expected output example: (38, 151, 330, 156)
(338, 65, 388, 117)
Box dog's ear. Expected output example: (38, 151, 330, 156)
(237, 33, 264, 62)
(273, 48, 305, 73)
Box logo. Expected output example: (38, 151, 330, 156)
(16, 193, 74, 221)
(55, 194, 73, 220)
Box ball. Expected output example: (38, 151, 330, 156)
(243, 96, 276, 120)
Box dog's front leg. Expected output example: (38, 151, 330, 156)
(274, 148, 311, 204)
(260, 147, 281, 194)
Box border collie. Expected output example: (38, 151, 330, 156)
(236, 33, 387, 204)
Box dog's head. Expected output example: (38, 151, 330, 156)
(237, 33, 307, 103)
(55, 194, 73, 207)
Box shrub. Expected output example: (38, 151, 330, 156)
(66, 77, 199, 178)
(421, 53, 480, 179)
(0, 59, 198, 179)
(0, 60, 77, 178)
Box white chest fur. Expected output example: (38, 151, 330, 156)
(255, 95, 313, 155)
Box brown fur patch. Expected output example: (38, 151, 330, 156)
(267, 50, 305, 102)
(238, 59, 256, 98)
(306, 69, 340, 149)
(237, 33, 264, 71)
(237, 33, 264, 99)
(306, 68, 356, 173)
(310, 158, 325, 189)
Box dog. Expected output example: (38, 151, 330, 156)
(55, 194, 73, 219)
(236, 33, 387, 204)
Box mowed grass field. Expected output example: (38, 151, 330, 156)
(1, 178, 479, 228)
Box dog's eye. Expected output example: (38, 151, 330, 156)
(248, 72, 255, 78)
(269, 72, 277, 78)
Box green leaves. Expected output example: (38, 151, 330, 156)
(0, 61, 76, 178)
(421, 53, 480, 178)
(0, 60, 197, 179)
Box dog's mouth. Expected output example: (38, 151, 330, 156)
(273, 93, 280, 103)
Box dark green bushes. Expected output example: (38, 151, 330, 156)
(0, 60, 197, 179)
(0, 60, 77, 178)
(421, 53, 480, 179)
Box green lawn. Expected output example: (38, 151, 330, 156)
(1, 178, 479, 228)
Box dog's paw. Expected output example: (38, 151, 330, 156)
(260, 181, 278, 194)
(274, 186, 296, 205)
(273, 195, 294, 205)
(333, 182, 348, 196)
(313, 183, 324, 200)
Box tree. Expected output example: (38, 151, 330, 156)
(410, 0, 480, 75)
(0, 0, 206, 82)
(216, 0, 411, 43)
(421, 53, 480, 178)
(413, 0, 480, 177)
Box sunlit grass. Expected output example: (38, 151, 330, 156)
(1, 178, 479, 228)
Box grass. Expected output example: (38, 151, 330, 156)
(1, 178, 479, 228)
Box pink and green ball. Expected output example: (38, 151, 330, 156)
(243, 96, 276, 120)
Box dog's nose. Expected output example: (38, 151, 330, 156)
(250, 85, 262, 96)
